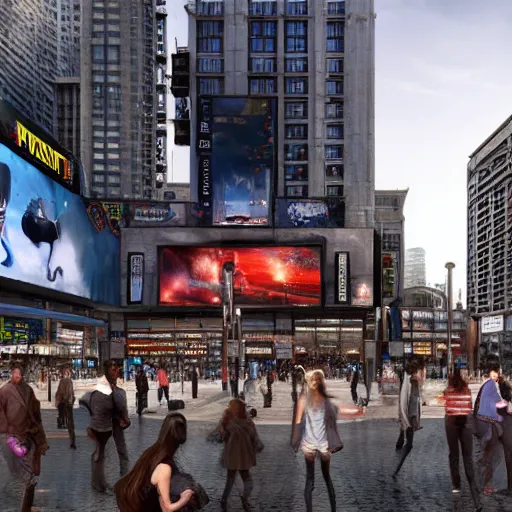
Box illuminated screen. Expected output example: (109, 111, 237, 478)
(159, 246, 321, 306)
(211, 97, 275, 226)
(0, 143, 120, 304)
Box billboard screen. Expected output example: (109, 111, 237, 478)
(159, 246, 321, 306)
(0, 143, 120, 304)
(197, 97, 276, 226)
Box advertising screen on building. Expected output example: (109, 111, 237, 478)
(159, 246, 321, 306)
(0, 143, 120, 304)
(197, 97, 276, 226)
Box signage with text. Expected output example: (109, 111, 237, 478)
(481, 315, 504, 334)
(128, 253, 144, 304)
(334, 252, 350, 304)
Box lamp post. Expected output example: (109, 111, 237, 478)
(445, 262, 455, 374)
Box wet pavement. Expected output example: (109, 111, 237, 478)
(1, 406, 511, 512)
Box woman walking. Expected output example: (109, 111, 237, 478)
(219, 399, 263, 511)
(441, 370, 481, 511)
(115, 413, 208, 512)
(292, 369, 364, 512)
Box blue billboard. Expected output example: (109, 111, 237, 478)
(0, 143, 120, 305)
(203, 97, 275, 226)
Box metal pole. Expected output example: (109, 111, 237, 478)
(445, 262, 455, 374)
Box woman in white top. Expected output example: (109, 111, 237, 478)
(293, 370, 364, 512)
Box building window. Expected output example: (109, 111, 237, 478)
(198, 77, 224, 94)
(325, 102, 343, 119)
(286, 185, 308, 197)
(107, 45, 120, 63)
(197, 1, 225, 15)
(250, 21, 277, 52)
(325, 144, 343, 160)
(327, 58, 343, 73)
(286, 124, 308, 139)
(285, 164, 308, 182)
(285, 21, 307, 53)
(285, 101, 308, 119)
(285, 143, 308, 161)
(327, 22, 344, 52)
(108, 175, 121, 184)
(286, 77, 308, 94)
(327, 124, 344, 139)
(93, 174, 105, 183)
(92, 45, 104, 62)
(326, 79, 344, 95)
(327, 1, 345, 16)
(198, 57, 224, 73)
(250, 57, 276, 73)
(197, 21, 224, 53)
(286, 0, 307, 16)
(249, 78, 276, 94)
(326, 164, 343, 179)
(248, 0, 277, 16)
(327, 185, 344, 196)
(285, 57, 308, 73)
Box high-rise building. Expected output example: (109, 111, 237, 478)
(375, 190, 408, 303)
(55, 76, 81, 158)
(186, 0, 375, 228)
(0, 1, 79, 134)
(404, 247, 426, 289)
(81, 0, 167, 199)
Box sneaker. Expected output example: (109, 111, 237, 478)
(484, 486, 498, 495)
(451, 488, 461, 494)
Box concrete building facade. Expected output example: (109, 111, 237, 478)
(54, 76, 81, 158)
(81, 0, 168, 200)
(404, 247, 426, 289)
(0, 0, 80, 133)
(375, 189, 407, 304)
(186, 0, 375, 229)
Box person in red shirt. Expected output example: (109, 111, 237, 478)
(157, 367, 170, 406)
(440, 370, 481, 511)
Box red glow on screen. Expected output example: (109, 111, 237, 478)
(159, 246, 321, 306)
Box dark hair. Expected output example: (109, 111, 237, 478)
(406, 361, 419, 376)
(488, 362, 501, 374)
(103, 359, 117, 375)
(448, 370, 468, 393)
(114, 413, 187, 512)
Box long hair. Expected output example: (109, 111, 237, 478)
(448, 370, 468, 393)
(221, 399, 247, 431)
(305, 369, 333, 400)
(114, 413, 187, 512)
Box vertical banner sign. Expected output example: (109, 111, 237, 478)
(197, 96, 213, 223)
(128, 253, 144, 304)
(335, 252, 350, 305)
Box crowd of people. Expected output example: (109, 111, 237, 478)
(2, 357, 512, 511)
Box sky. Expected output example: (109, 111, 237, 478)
(168, 0, 512, 306)
(376, 0, 512, 305)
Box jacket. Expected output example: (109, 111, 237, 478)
(443, 386, 472, 416)
(291, 397, 343, 453)
(221, 418, 262, 471)
(398, 373, 421, 431)
(477, 379, 503, 423)
(55, 377, 75, 406)
(135, 373, 149, 394)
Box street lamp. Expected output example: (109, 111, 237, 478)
(445, 262, 455, 374)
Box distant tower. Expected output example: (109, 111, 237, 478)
(404, 247, 426, 289)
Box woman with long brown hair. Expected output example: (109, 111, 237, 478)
(114, 413, 204, 512)
(219, 398, 263, 511)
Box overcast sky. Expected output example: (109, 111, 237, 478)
(168, 0, 512, 305)
(376, 0, 512, 304)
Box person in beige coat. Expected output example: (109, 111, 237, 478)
(55, 367, 76, 448)
(220, 399, 263, 512)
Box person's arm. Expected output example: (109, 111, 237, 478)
(295, 395, 306, 424)
(151, 463, 194, 512)
(337, 403, 365, 419)
(0, 392, 7, 433)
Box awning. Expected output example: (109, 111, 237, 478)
(0, 303, 106, 328)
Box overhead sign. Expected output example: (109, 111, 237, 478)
(334, 252, 350, 304)
(245, 342, 274, 358)
(481, 315, 504, 334)
(128, 253, 144, 304)
(275, 342, 293, 359)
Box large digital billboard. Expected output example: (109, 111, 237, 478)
(159, 246, 321, 306)
(0, 143, 120, 304)
(197, 97, 276, 226)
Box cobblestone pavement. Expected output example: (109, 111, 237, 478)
(2, 406, 512, 512)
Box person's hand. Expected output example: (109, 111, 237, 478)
(180, 489, 195, 504)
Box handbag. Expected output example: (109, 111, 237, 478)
(170, 470, 210, 510)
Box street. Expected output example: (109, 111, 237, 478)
(2, 398, 512, 512)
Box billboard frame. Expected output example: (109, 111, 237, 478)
(157, 241, 325, 309)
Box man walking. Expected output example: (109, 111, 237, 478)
(0, 363, 49, 511)
(351, 369, 360, 405)
(55, 366, 76, 448)
(135, 366, 149, 416)
(157, 366, 170, 406)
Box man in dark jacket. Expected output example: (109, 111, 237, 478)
(135, 366, 149, 415)
(56, 366, 76, 448)
(350, 370, 359, 404)
(0, 363, 48, 512)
